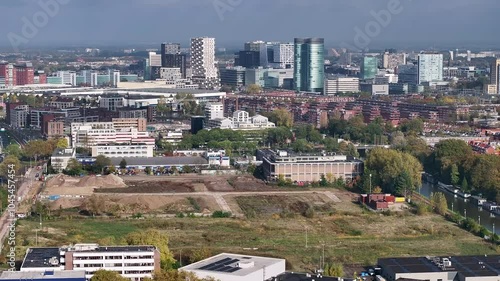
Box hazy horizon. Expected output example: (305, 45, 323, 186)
(0, 0, 498, 50)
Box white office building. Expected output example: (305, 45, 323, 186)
(148, 52, 162, 67)
(51, 148, 77, 172)
(417, 53, 443, 84)
(383, 52, 407, 70)
(180, 253, 286, 281)
(82, 70, 98, 86)
(20, 244, 160, 281)
(273, 43, 294, 69)
(57, 71, 77, 86)
(110, 70, 120, 87)
(324, 75, 360, 95)
(207, 110, 275, 130)
(71, 122, 154, 148)
(191, 37, 220, 89)
(205, 102, 224, 120)
(92, 144, 154, 158)
(99, 95, 124, 111)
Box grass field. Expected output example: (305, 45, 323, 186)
(13, 196, 499, 272)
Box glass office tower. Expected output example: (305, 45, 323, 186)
(294, 38, 325, 93)
(361, 56, 378, 80)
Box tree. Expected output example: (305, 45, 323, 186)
(430, 192, 448, 215)
(0, 155, 21, 177)
(94, 155, 111, 174)
(125, 229, 176, 269)
(56, 138, 68, 149)
(393, 171, 412, 197)
(65, 159, 83, 176)
(399, 118, 424, 136)
(84, 195, 106, 216)
(268, 109, 293, 128)
(292, 139, 313, 153)
(246, 84, 262, 94)
(450, 164, 460, 186)
(119, 158, 127, 169)
(189, 247, 212, 263)
(90, 270, 128, 281)
(365, 148, 422, 195)
(4, 143, 22, 159)
(182, 165, 193, 174)
(461, 177, 469, 191)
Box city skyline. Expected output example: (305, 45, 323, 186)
(0, 0, 499, 49)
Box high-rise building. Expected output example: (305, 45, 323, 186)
(149, 52, 162, 67)
(361, 56, 378, 80)
(273, 43, 294, 69)
(244, 41, 268, 67)
(161, 43, 187, 79)
(417, 53, 443, 84)
(294, 38, 325, 93)
(191, 37, 220, 89)
(382, 52, 406, 71)
(56, 71, 77, 86)
(398, 64, 418, 85)
(14, 62, 34, 85)
(490, 59, 500, 94)
(236, 51, 260, 68)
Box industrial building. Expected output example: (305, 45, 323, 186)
(378, 255, 500, 281)
(20, 244, 160, 281)
(180, 253, 286, 281)
(257, 150, 363, 182)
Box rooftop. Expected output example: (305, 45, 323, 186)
(180, 253, 285, 277)
(110, 156, 208, 166)
(378, 255, 500, 277)
(0, 270, 85, 280)
(276, 273, 344, 281)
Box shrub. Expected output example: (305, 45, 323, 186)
(212, 211, 232, 218)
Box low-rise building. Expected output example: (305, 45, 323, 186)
(324, 75, 360, 95)
(91, 144, 154, 158)
(360, 83, 389, 95)
(51, 148, 76, 172)
(206, 150, 230, 167)
(207, 110, 275, 130)
(20, 244, 160, 281)
(257, 149, 363, 182)
(378, 255, 500, 281)
(180, 253, 286, 281)
(0, 271, 85, 281)
(112, 118, 147, 132)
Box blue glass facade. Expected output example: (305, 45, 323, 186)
(294, 38, 325, 93)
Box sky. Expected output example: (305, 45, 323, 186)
(0, 0, 498, 50)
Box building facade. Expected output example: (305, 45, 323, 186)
(257, 150, 363, 182)
(324, 75, 360, 95)
(361, 56, 378, 80)
(490, 59, 500, 94)
(417, 53, 443, 84)
(273, 43, 294, 69)
(294, 38, 325, 93)
(220, 66, 246, 87)
(91, 144, 154, 158)
(191, 37, 220, 89)
(21, 244, 160, 281)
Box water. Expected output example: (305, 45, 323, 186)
(419, 182, 499, 235)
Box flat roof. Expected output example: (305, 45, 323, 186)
(0, 271, 85, 280)
(276, 273, 342, 281)
(180, 253, 285, 277)
(379, 255, 500, 277)
(110, 156, 208, 166)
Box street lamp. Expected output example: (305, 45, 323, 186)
(464, 209, 467, 219)
(369, 174, 372, 194)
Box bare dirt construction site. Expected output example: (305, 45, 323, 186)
(41, 174, 345, 217)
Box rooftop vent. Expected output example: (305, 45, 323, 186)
(237, 261, 255, 269)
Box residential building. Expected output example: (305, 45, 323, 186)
(92, 144, 154, 158)
(56, 71, 77, 86)
(35, 70, 47, 84)
(490, 58, 500, 94)
(257, 149, 363, 182)
(180, 253, 286, 281)
(51, 148, 76, 172)
(47, 98, 74, 109)
(15, 62, 35, 85)
(0, 63, 15, 87)
(161, 43, 180, 56)
(0, 271, 85, 281)
(99, 95, 124, 111)
(110, 70, 120, 87)
(378, 255, 500, 281)
(360, 83, 389, 95)
(361, 56, 378, 80)
(112, 118, 147, 131)
(417, 53, 443, 84)
(160, 67, 182, 81)
(382, 51, 407, 71)
(20, 244, 160, 281)
(119, 108, 148, 119)
(207, 110, 276, 130)
(161, 45, 187, 79)
(294, 38, 325, 93)
(324, 75, 360, 95)
(191, 37, 220, 89)
(205, 102, 224, 120)
(272, 43, 294, 69)
(10, 104, 30, 128)
(220, 66, 246, 87)
(45, 121, 65, 138)
(30, 107, 80, 128)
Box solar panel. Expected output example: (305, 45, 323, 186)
(226, 267, 241, 273)
(197, 257, 242, 273)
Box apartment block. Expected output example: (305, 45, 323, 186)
(20, 244, 160, 281)
(112, 118, 147, 132)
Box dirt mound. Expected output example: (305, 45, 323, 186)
(46, 174, 67, 188)
(49, 198, 84, 210)
(230, 176, 272, 191)
(75, 175, 126, 188)
(101, 180, 194, 193)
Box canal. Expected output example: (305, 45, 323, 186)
(419, 182, 499, 235)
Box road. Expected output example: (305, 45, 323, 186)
(0, 167, 39, 252)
